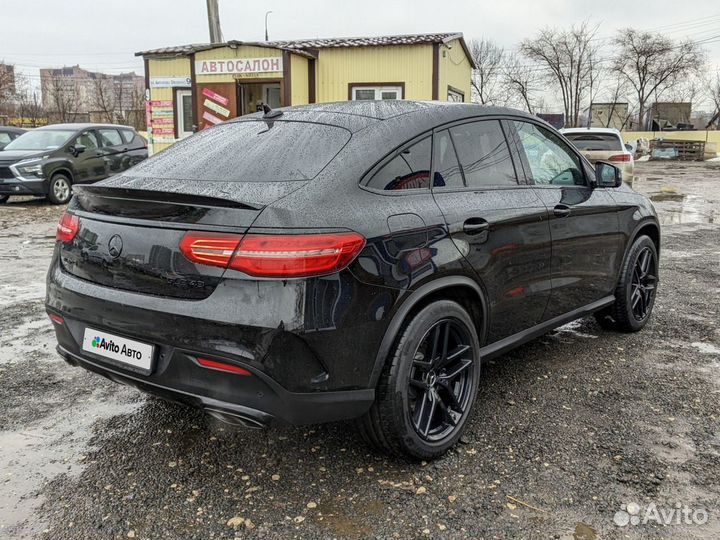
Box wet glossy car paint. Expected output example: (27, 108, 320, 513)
(46, 101, 660, 428)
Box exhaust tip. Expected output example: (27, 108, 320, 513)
(205, 408, 267, 429)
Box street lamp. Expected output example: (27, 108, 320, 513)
(265, 10, 273, 42)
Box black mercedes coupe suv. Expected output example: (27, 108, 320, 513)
(0, 123, 147, 205)
(46, 102, 660, 459)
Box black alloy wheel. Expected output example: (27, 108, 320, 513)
(408, 319, 475, 441)
(357, 300, 481, 460)
(630, 246, 657, 321)
(595, 235, 659, 332)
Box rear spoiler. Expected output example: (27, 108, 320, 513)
(73, 185, 263, 211)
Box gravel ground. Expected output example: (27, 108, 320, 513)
(1, 161, 719, 540)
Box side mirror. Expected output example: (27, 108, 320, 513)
(68, 144, 86, 157)
(595, 161, 622, 188)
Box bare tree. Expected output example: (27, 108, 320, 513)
(521, 22, 600, 127)
(612, 29, 705, 129)
(469, 38, 505, 105)
(44, 74, 80, 123)
(13, 73, 44, 127)
(0, 62, 17, 120)
(704, 74, 720, 129)
(594, 78, 635, 130)
(502, 53, 540, 113)
(91, 74, 116, 123)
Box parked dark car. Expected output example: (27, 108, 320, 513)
(0, 126, 26, 151)
(46, 102, 660, 459)
(0, 123, 147, 205)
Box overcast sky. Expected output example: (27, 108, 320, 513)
(4, 0, 720, 107)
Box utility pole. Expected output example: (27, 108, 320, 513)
(265, 10, 273, 41)
(206, 0, 222, 43)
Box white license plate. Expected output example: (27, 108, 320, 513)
(82, 327, 154, 371)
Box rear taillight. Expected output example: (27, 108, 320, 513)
(180, 232, 242, 267)
(179, 231, 366, 278)
(609, 154, 631, 162)
(56, 212, 80, 243)
(230, 233, 366, 277)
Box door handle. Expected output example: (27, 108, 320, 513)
(463, 218, 489, 235)
(553, 204, 571, 218)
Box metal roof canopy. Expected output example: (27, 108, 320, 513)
(136, 32, 476, 67)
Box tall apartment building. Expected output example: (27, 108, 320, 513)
(40, 65, 144, 126)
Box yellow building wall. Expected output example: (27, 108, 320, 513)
(195, 45, 283, 84)
(291, 55, 309, 106)
(622, 131, 720, 144)
(315, 44, 433, 102)
(438, 38, 472, 102)
(147, 57, 191, 153)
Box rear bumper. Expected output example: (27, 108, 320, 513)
(56, 344, 374, 426)
(46, 254, 386, 425)
(0, 179, 46, 196)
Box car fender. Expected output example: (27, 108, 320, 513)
(367, 275, 489, 388)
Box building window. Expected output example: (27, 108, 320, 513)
(351, 85, 403, 100)
(176, 89, 193, 138)
(447, 87, 464, 102)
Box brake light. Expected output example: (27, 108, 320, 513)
(229, 233, 366, 277)
(197, 357, 252, 376)
(179, 231, 366, 277)
(609, 154, 631, 162)
(48, 313, 65, 325)
(179, 232, 242, 268)
(56, 212, 80, 243)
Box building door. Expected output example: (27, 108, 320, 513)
(176, 89, 194, 138)
(238, 82, 282, 115)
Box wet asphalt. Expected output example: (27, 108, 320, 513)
(0, 161, 719, 540)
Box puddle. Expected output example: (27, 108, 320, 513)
(649, 192, 685, 202)
(691, 342, 720, 355)
(0, 392, 140, 537)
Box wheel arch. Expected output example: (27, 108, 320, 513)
(614, 218, 661, 284)
(368, 276, 489, 388)
(50, 167, 74, 183)
(631, 219, 660, 256)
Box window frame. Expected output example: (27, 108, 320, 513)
(175, 88, 194, 139)
(360, 131, 434, 196)
(509, 120, 592, 189)
(74, 130, 100, 151)
(429, 116, 527, 193)
(447, 86, 465, 103)
(348, 83, 405, 101)
(97, 128, 124, 148)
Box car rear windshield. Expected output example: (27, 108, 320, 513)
(4, 129, 75, 151)
(564, 132, 623, 151)
(127, 120, 351, 182)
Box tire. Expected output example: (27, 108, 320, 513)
(0, 195, 8, 205)
(47, 173, 73, 205)
(594, 235, 658, 332)
(358, 300, 481, 460)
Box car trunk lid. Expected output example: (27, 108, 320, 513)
(58, 183, 304, 300)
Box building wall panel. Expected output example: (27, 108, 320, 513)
(315, 44, 433, 102)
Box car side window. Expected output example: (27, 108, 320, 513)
(514, 121, 586, 186)
(75, 131, 99, 150)
(366, 137, 431, 191)
(121, 129, 136, 144)
(432, 130, 464, 188)
(98, 129, 123, 147)
(0, 133, 10, 145)
(449, 120, 518, 187)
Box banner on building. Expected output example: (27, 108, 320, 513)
(195, 57, 282, 75)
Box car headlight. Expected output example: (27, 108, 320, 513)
(11, 156, 48, 179)
(17, 163, 44, 176)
